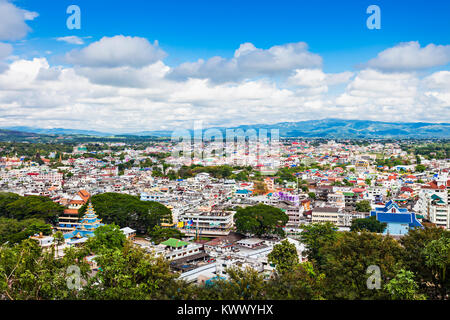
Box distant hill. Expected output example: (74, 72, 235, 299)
(218, 119, 450, 138)
(2, 119, 450, 139)
(124, 130, 175, 137)
(4, 126, 113, 137)
(0, 128, 48, 141)
(158, 119, 450, 138)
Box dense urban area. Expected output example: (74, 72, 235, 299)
(0, 137, 449, 300)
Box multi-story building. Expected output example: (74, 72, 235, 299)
(57, 190, 90, 232)
(327, 192, 345, 208)
(415, 179, 449, 229)
(178, 210, 234, 237)
(428, 194, 450, 229)
(159, 238, 203, 261)
(311, 207, 341, 224)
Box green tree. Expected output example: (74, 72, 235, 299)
(4, 195, 63, 224)
(268, 239, 299, 274)
(320, 231, 403, 299)
(0, 239, 90, 300)
(86, 224, 126, 253)
(0, 192, 21, 216)
(253, 181, 268, 195)
(422, 236, 450, 300)
(234, 204, 288, 238)
(400, 226, 450, 299)
(82, 242, 183, 300)
(197, 267, 266, 300)
(384, 269, 426, 300)
(350, 216, 387, 233)
(415, 155, 421, 164)
(79, 193, 172, 234)
(307, 192, 316, 200)
(266, 262, 325, 300)
(415, 164, 426, 173)
(53, 231, 65, 258)
(149, 226, 184, 244)
(355, 200, 372, 213)
(299, 222, 338, 269)
(0, 218, 52, 245)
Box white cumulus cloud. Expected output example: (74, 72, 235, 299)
(65, 35, 167, 68)
(0, 42, 12, 72)
(0, 39, 449, 131)
(367, 41, 450, 71)
(0, 0, 38, 41)
(168, 42, 322, 83)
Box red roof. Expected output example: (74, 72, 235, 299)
(63, 209, 79, 214)
(422, 181, 446, 190)
(77, 189, 91, 202)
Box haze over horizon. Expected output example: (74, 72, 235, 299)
(0, 0, 449, 132)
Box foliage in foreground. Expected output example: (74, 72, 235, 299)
(0, 223, 448, 300)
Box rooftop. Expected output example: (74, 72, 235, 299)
(161, 238, 190, 248)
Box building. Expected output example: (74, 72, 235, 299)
(370, 200, 423, 235)
(57, 190, 90, 232)
(160, 238, 203, 261)
(177, 210, 234, 237)
(427, 194, 450, 229)
(414, 178, 450, 229)
(63, 202, 104, 245)
(236, 238, 265, 249)
(121, 227, 136, 239)
(312, 207, 341, 224)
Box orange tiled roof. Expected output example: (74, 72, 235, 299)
(64, 209, 79, 214)
(422, 181, 446, 190)
(70, 200, 85, 205)
(77, 189, 91, 202)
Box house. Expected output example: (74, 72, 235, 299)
(235, 189, 251, 198)
(121, 227, 136, 239)
(160, 238, 203, 261)
(370, 200, 423, 235)
(236, 238, 265, 249)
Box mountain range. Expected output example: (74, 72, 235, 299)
(4, 126, 113, 137)
(3, 119, 450, 139)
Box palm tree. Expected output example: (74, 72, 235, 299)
(53, 231, 65, 258)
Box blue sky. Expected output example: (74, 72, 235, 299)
(15, 0, 450, 70)
(0, 0, 449, 132)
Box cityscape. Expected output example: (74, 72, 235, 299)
(0, 0, 449, 310)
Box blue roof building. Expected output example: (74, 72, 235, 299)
(370, 200, 422, 235)
(235, 189, 252, 197)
